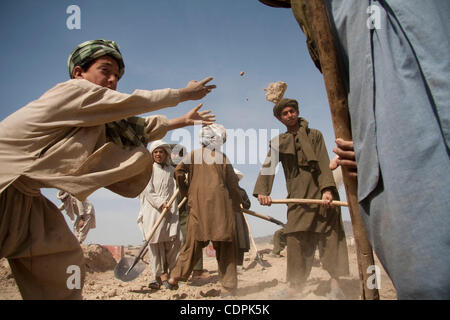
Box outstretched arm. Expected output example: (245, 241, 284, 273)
(168, 103, 215, 130)
(178, 76, 216, 102)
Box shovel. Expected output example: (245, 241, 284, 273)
(114, 253, 147, 282)
(114, 189, 181, 282)
(241, 206, 271, 269)
(241, 208, 286, 227)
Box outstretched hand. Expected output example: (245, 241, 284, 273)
(167, 103, 216, 131)
(179, 77, 216, 102)
(183, 103, 216, 126)
(331, 138, 357, 178)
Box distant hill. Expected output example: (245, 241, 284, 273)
(255, 235, 274, 244)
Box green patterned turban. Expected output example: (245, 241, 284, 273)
(67, 39, 125, 79)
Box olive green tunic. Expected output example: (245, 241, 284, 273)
(253, 118, 342, 234)
(254, 118, 349, 285)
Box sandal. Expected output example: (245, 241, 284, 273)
(148, 279, 161, 290)
(162, 280, 179, 290)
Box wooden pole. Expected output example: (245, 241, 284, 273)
(305, 0, 379, 300)
(241, 208, 286, 227)
(242, 211, 266, 268)
(125, 189, 180, 275)
(178, 196, 187, 209)
(271, 198, 348, 207)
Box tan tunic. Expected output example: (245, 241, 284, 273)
(0, 78, 181, 200)
(174, 148, 243, 242)
(253, 118, 339, 234)
(0, 78, 181, 299)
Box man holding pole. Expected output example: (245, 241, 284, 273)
(253, 98, 349, 299)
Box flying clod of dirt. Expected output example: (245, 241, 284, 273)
(264, 81, 287, 104)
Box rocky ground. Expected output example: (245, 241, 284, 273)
(0, 238, 396, 300)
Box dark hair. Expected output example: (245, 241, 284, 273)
(79, 59, 96, 72)
(273, 98, 299, 118)
(78, 54, 120, 72)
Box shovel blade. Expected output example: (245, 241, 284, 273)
(114, 257, 146, 282)
(256, 253, 272, 269)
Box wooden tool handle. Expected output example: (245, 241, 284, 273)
(125, 189, 180, 276)
(177, 196, 187, 209)
(144, 189, 180, 242)
(241, 208, 286, 227)
(271, 198, 348, 207)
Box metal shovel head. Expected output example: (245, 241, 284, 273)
(256, 253, 272, 269)
(114, 257, 146, 282)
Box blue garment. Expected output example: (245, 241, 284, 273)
(327, 0, 450, 299)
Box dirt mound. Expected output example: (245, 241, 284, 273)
(82, 244, 117, 273)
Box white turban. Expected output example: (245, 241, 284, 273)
(149, 140, 172, 166)
(199, 123, 227, 149)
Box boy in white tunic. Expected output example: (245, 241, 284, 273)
(137, 140, 183, 290)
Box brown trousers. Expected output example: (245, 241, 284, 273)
(272, 228, 287, 255)
(170, 222, 238, 289)
(0, 182, 85, 299)
(286, 229, 349, 289)
(179, 209, 203, 271)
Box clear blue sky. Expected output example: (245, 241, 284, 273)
(0, 0, 349, 245)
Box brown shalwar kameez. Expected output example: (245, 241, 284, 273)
(253, 118, 349, 288)
(170, 148, 243, 289)
(235, 186, 251, 266)
(0, 79, 181, 299)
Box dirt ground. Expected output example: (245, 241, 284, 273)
(0, 238, 397, 300)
